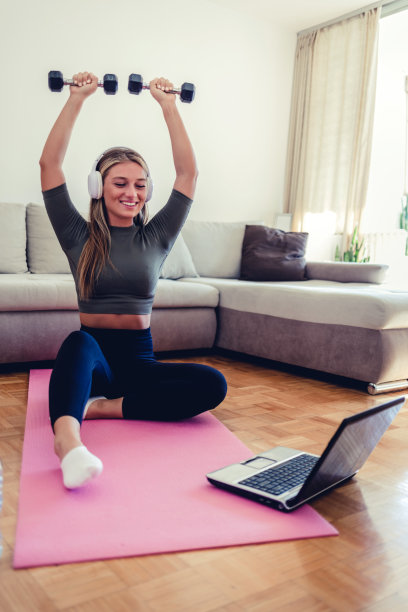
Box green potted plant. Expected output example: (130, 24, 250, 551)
(400, 194, 408, 256)
(335, 226, 370, 262)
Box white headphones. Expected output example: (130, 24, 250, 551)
(87, 147, 153, 201)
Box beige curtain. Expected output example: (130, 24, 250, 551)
(283, 8, 380, 252)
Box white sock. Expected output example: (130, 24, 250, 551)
(83, 396, 107, 419)
(60, 445, 103, 489)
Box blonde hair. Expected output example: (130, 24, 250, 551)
(77, 147, 151, 301)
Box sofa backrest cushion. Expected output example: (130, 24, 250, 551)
(160, 234, 198, 279)
(26, 203, 71, 274)
(0, 202, 28, 273)
(182, 221, 250, 278)
(240, 225, 309, 281)
(306, 261, 389, 284)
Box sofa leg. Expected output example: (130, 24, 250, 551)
(367, 379, 408, 395)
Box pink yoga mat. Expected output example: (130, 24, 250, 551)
(13, 370, 337, 568)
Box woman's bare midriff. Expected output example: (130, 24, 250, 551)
(79, 312, 151, 330)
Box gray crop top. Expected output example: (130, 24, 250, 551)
(43, 183, 193, 315)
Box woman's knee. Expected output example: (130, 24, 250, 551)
(60, 330, 95, 351)
(56, 330, 98, 362)
(190, 364, 227, 410)
(204, 366, 228, 407)
(181, 366, 226, 417)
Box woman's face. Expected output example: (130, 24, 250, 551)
(102, 161, 148, 227)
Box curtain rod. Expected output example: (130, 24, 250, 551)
(298, 0, 408, 35)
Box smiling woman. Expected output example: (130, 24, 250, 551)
(38, 71, 227, 491)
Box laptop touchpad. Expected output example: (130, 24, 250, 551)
(243, 457, 277, 469)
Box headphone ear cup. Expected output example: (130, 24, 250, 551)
(146, 178, 153, 202)
(88, 171, 103, 199)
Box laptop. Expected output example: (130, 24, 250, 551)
(207, 396, 405, 512)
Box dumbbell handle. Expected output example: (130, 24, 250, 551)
(62, 78, 106, 88)
(140, 82, 183, 95)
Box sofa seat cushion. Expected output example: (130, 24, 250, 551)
(183, 277, 408, 330)
(153, 279, 219, 308)
(0, 274, 78, 311)
(0, 275, 219, 312)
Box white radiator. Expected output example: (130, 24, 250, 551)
(363, 230, 407, 264)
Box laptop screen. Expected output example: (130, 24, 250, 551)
(291, 397, 405, 505)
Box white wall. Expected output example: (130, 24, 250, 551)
(0, 0, 295, 222)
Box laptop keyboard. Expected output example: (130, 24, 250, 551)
(239, 453, 319, 496)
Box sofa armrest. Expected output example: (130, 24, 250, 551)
(306, 261, 389, 284)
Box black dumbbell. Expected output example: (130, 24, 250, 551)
(48, 71, 118, 95)
(128, 74, 195, 103)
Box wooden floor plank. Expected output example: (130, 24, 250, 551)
(0, 354, 407, 611)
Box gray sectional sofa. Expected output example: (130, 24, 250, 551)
(1, 200, 408, 394)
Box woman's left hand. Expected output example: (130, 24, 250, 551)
(149, 77, 176, 106)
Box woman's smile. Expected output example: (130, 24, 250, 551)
(120, 200, 138, 208)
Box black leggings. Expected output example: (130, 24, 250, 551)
(49, 326, 227, 429)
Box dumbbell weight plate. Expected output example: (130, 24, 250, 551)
(103, 74, 118, 95)
(128, 74, 143, 95)
(180, 83, 195, 103)
(48, 71, 65, 92)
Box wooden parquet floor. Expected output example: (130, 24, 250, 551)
(1, 353, 408, 611)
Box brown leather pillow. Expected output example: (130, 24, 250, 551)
(240, 225, 308, 281)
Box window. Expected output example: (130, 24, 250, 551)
(363, 9, 408, 234)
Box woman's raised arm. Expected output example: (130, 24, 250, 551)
(39, 72, 98, 191)
(149, 77, 198, 199)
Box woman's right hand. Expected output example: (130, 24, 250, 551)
(70, 72, 98, 98)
